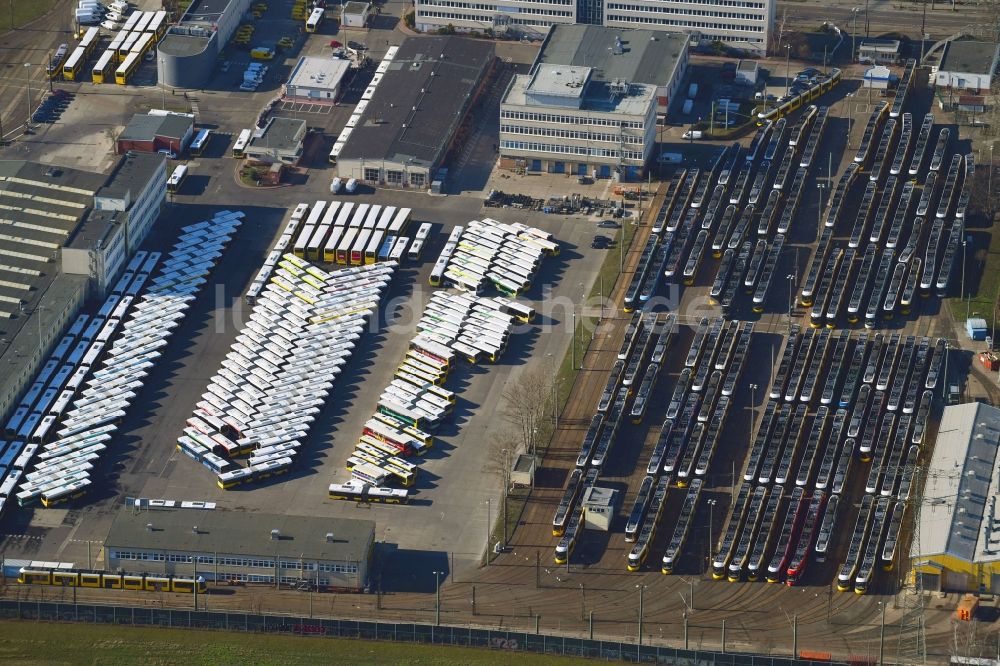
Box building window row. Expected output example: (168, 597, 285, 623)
(605, 0, 764, 8)
(417, 9, 562, 25)
(605, 14, 765, 31)
(500, 139, 644, 161)
(501, 124, 644, 144)
(501, 109, 643, 129)
(606, 2, 765, 20)
(418, 0, 573, 9)
(605, 14, 765, 32)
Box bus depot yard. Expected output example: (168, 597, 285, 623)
(1, 0, 1000, 660)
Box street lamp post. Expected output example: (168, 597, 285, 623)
(784, 45, 791, 98)
(501, 448, 509, 546)
(636, 584, 646, 645)
(433, 570, 443, 626)
(707, 498, 717, 563)
(989, 143, 995, 208)
(816, 182, 826, 229)
(786, 272, 796, 330)
(485, 498, 491, 566)
(963, 240, 969, 321)
(851, 8, 860, 62)
(23, 63, 32, 129)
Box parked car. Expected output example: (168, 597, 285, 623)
(682, 130, 703, 140)
(597, 220, 621, 229)
(157, 149, 177, 159)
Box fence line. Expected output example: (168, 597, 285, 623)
(0, 598, 846, 665)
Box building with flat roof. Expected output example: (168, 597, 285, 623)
(602, 0, 773, 54)
(534, 25, 688, 115)
(341, 1, 370, 27)
(414, 0, 772, 51)
(0, 160, 134, 428)
(912, 402, 1000, 593)
(158, 0, 252, 88)
(117, 112, 195, 156)
(62, 152, 166, 300)
(858, 38, 901, 65)
(935, 40, 1000, 91)
(283, 57, 352, 104)
(500, 26, 686, 179)
(336, 36, 496, 189)
(105, 509, 375, 591)
(245, 117, 307, 164)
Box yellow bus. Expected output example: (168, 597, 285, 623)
(91, 50, 115, 84)
(62, 46, 86, 81)
(115, 52, 141, 85)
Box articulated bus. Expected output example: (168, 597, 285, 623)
(189, 128, 212, 156)
(305, 7, 324, 31)
(92, 50, 116, 84)
(115, 52, 141, 85)
(47, 44, 69, 79)
(232, 129, 252, 158)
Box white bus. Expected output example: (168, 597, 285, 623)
(232, 129, 252, 158)
(167, 164, 188, 193)
(388, 208, 412, 234)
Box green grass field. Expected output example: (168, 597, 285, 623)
(4, 0, 60, 31)
(0, 620, 588, 665)
(949, 225, 1000, 333)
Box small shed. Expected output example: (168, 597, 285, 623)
(863, 65, 892, 89)
(511, 454, 537, 487)
(736, 59, 759, 86)
(967, 317, 988, 341)
(582, 486, 618, 531)
(341, 1, 370, 28)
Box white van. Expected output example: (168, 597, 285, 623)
(345, 178, 358, 193)
(330, 177, 343, 193)
(109, 0, 129, 12)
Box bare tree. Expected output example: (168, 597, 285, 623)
(502, 364, 554, 456)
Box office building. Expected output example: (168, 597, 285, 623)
(499, 26, 687, 179)
(105, 509, 375, 591)
(414, 0, 773, 52)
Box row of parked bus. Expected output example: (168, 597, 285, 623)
(429, 218, 557, 297)
(331, 291, 532, 503)
(292, 200, 413, 266)
(247, 202, 412, 304)
(204, 257, 394, 490)
(713, 328, 942, 587)
(0, 251, 168, 512)
(14, 213, 243, 509)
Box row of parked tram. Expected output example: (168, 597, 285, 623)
(710, 322, 942, 589)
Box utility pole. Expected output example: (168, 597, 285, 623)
(433, 570, 442, 626)
(636, 584, 645, 645)
(793, 614, 798, 658)
(784, 45, 791, 98)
